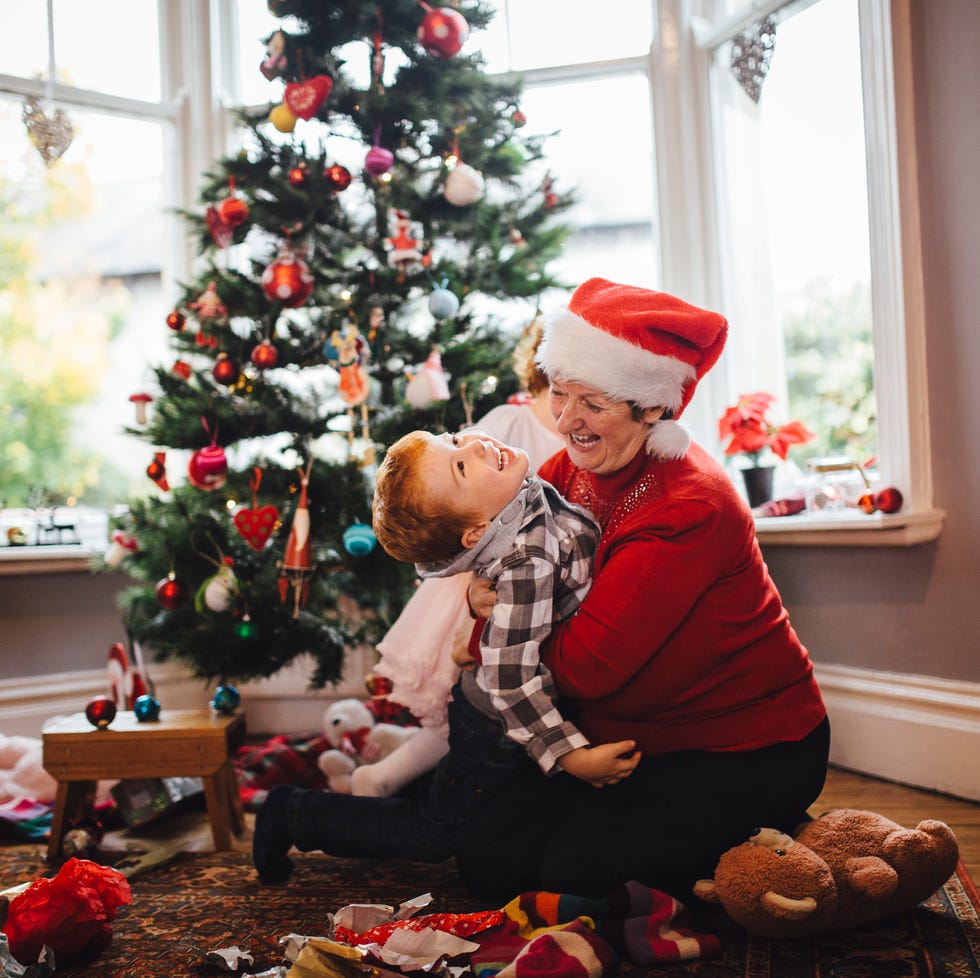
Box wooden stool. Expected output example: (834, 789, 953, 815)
(42, 708, 246, 861)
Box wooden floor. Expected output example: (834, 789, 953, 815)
(814, 765, 980, 879)
(98, 764, 980, 881)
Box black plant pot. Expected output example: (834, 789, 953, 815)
(741, 465, 775, 508)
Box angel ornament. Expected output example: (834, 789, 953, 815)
(326, 322, 374, 462)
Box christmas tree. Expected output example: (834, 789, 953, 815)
(99, 0, 572, 691)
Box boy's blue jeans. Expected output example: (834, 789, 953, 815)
(287, 682, 528, 862)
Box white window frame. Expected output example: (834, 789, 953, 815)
(0, 0, 232, 576)
(679, 0, 942, 546)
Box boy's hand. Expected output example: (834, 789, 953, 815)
(558, 741, 641, 787)
(467, 575, 497, 620)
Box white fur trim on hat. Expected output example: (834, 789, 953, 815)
(646, 420, 692, 460)
(537, 307, 696, 415)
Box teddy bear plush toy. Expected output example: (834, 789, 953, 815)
(693, 808, 959, 939)
(317, 698, 420, 794)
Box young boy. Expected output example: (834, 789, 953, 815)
(252, 428, 639, 884)
(373, 428, 639, 783)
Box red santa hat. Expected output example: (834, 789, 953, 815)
(536, 278, 728, 459)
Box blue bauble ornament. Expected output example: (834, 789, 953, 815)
(343, 522, 377, 556)
(133, 694, 161, 722)
(428, 286, 459, 320)
(211, 683, 241, 715)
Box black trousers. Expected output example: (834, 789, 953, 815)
(454, 716, 831, 901)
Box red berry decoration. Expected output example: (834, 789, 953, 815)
(166, 310, 186, 331)
(212, 353, 240, 386)
(251, 339, 279, 369)
(417, 5, 469, 59)
(874, 486, 904, 514)
(324, 163, 352, 191)
(85, 695, 117, 729)
(261, 251, 314, 307)
(188, 445, 228, 490)
(217, 194, 250, 227)
(156, 573, 188, 610)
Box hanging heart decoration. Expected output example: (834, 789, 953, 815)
(284, 75, 333, 120)
(730, 16, 777, 104)
(22, 96, 74, 167)
(233, 468, 280, 550)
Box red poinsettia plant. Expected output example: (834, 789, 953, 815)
(718, 392, 815, 464)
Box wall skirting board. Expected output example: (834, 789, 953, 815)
(814, 663, 980, 803)
(0, 647, 375, 740)
(3, 658, 979, 804)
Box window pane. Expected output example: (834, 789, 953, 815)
(52, 0, 161, 101)
(520, 74, 659, 287)
(711, 0, 875, 469)
(479, 1, 654, 72)
(0, 97, 170, 522)
(3, 0, 49, 81)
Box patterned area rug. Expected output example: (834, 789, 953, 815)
(2, 845, 980, 977)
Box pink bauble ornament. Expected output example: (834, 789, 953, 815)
(418, 6, 469, 59)
(365, 145, 394, 176)
(261, 251, 314, 307)
(188, 445, 228, 491)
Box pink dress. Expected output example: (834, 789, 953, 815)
(374, 401, 564, 735)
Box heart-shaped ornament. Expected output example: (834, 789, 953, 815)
(234, 505, 279, 551)
(729, 16, 776, 104)
(284, 75, 333, 120)
(22, 96, 74, 167)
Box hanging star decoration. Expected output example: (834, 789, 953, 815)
(730, 16, 777, 104)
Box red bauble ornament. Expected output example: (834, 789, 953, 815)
(288, 164, 308, 187)
(874, 486, 904, 514)
(156, 573, 188, 610)
(172, 359, 192, 380)
(217, 194, 250, 227)
(261, 251, 314, 307)
(188, 445, 228, 490)
(417, 6, 469, 59)
(85, 695, 117, 729)
(212, 353, 240, 386)
(324, 163, 352, 191)
(284, 75, 333, 120)
(251, 339, 279, 369)
(167, 310, 186, 331)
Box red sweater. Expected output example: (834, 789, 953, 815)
(535, 443, 826, 756)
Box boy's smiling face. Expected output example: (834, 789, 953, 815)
(419, 430, 530, 544)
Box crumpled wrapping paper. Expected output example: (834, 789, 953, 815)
(2, 858, 131, 964)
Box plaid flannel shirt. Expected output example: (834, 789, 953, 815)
(430, 476, 599, 774)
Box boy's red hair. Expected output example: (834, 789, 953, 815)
(372, 431, 480, 563)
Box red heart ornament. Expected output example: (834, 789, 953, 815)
(284, 75, 332, 120)
(234, 505, 279, 551)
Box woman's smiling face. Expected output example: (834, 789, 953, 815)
(549, 378, 662, 474)
(420, 429, 530, 529)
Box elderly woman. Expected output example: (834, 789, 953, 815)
(253, 278, 828, 903)
(454, 278, 829, 900)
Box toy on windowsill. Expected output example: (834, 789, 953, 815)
(693, 808, 959, 939)
(317, 698, 420, 794)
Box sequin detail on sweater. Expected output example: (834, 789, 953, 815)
(564, 469, 660, 536)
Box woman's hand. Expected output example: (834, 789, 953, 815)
(467, 575, 497, 620)
(558, 741, 641, 788)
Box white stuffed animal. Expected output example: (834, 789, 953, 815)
(0, 734, 58, 802)
(317, 698, 420, 794)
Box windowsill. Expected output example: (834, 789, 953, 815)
(0, 546, 97, 576)
(754, 507, 946, 546)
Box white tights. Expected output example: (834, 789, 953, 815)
(349, 727, 450, 797)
